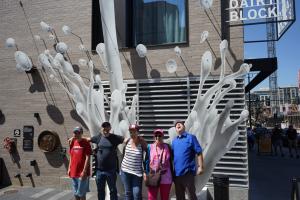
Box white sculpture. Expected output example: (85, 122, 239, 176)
(200, 0, 214, 9)
(136, 44, 147, 58)
(200, 30, 209, 43)
(7, 0, 249, 198)
(6, 38, 32, 72)
(165, 59, 178, 73)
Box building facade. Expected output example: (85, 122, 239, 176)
(251, 87, 300, 116)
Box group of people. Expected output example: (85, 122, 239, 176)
(68, 120, 204, 200)
(247, 123, 299, 158)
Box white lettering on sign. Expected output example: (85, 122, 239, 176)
(228, 0, 278, 22)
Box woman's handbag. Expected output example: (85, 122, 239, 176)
(145, 146, 165, 187)
(145, 171, 161, 187)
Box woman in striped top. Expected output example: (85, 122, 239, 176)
(120, 124, 147, 200)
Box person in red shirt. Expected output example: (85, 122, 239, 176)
(68, 126, 92, 200)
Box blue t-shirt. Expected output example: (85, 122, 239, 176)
(172, 132, 202, 176)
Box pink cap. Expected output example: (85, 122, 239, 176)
(153, 129, 164, 136)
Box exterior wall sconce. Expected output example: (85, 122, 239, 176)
(14, 173, 21, 178)
(34, 113, 40, 118)
(30, 160, 37, 166)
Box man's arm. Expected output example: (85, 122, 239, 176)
(123, 137, 129, 144)
(68, 154, 72, 176)
(80, 154, 90, 179)
(196, 153, 204, 175)
(191, 135, 204, 175)
(81, 141, 92, 179)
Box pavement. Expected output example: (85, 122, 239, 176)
(0, 187, 98, 200)
(0, 186, 206, 200)
(249, 145, 300, 200)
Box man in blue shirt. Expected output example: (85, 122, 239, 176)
(172, 120, 204, 200)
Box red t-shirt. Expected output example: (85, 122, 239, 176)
(69, 139, 92, 178)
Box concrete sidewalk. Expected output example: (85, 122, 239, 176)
(248, 146, 300, 200)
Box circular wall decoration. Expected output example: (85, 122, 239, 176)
(38, 130, 60, 152)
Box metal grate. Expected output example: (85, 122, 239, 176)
(97, 76, 248, 188)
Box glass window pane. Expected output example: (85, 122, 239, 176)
(132, 0, 187, 46)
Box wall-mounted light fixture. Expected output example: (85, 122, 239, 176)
(14, 173, 21, 178)
(30, 160, 37, 166)
(34, 113, 40, 118)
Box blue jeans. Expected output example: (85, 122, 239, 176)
(120, 170, 143, 200)
(95, 169, 118, 200)
(71, 177, 90, 197)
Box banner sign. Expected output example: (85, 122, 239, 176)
(228, 0, 277, 22)
(227, 0, 295, 25)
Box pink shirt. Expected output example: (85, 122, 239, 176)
(149, 143, 172, 184)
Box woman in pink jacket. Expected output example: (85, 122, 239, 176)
(144, 129, 173, 200)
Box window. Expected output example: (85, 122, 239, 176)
(91, 0, 188, 50)
(131, 0, 188, 46)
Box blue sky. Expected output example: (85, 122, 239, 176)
(244, 0, 300, 90)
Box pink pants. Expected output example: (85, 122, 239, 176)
(148, 183, 172, 200)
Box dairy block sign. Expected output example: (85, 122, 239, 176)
(228, 0, 278, 22)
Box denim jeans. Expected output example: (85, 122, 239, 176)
(120, 170, 143, 200)
(95, 169, 118, 200)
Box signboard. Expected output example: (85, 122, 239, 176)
(23, 126, 34, 138)
(225, 0, 295, 42)
(227, 0, 295, 25)
(23, 126, 34, 151)
(23, 138, 33, 151)
(228, 0, 278, 22)
(13, 129, 21, 137)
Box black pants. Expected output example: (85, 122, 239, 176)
(174, 173, 197, 200)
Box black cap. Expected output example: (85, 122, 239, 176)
(101, 122, 111, 128)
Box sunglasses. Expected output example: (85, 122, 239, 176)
(73, 131, 81, 135)
(155, 135, 162, 138)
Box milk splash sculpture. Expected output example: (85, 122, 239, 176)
(6, 0, 249, 196)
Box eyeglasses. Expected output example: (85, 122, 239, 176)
(130, 131, 138, 135)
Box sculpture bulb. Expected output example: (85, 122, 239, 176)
(62, 25, 72, 35)
(200, 31, 209, 43)
(96, 43, 105, 54)
(78, 58, 87, 67)
(40, 21, 52, 32)
(166, 59, 178, 73)
(136, 44, 147, 58)
(56, 42, 68, 54)
(174, 46, 181, 56)
(5, 38, 16, 48)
